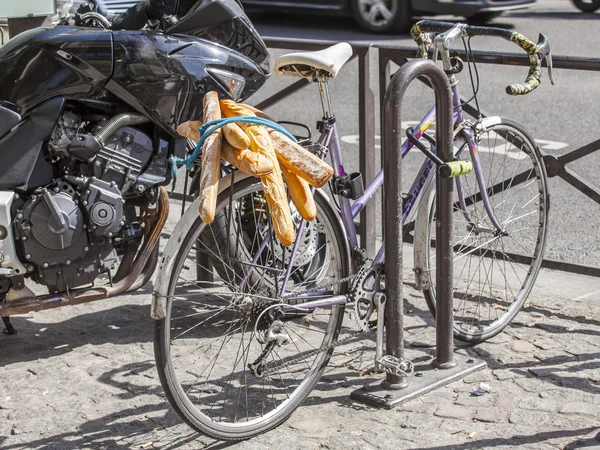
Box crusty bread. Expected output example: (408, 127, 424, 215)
(223, 122, 250, 150)
(198, 91, 222, 224)
(220, 100, 256, 121)
(269, 130, 333, 188)
(221, 140, 274, 177)
(175, 120, 202, 142)
(239, 103, 275, 122)
(281, 165, 316, 222)
(245, 125, 295, 246)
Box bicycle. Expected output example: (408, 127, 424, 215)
(152, 20, 554, 440)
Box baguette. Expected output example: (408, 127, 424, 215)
(198, 91, 222, 224)
(269, 130, 334, 188)
(239, 103, 275, 122)
(223, 122, 251, 149)
(220, 100, 256, 122)
(176, 120, 202, 142)
(281, 165, 317, 222)
(222, 99, 333, 187)
(221, 140, 274, 177)
(246, 125, 295, 246)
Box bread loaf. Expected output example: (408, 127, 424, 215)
(245, 125, 295, 246)
(239, 103, 275, 121)
(220, 100, 256, 122)
(198, 91, 222, 224)
(176, 120, 202, 142)
(281, 165, 316, 222)
(223, 122, 250, 149)
(221, 140, 274, 177)
(269, 130, 333, 188)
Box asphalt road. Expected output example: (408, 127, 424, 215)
(244, 0, 600, 268)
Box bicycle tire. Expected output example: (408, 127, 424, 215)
(421, 117, 549, 343)
(154, 175, 350, 441)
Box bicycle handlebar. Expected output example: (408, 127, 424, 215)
(410, 20, 553, 96)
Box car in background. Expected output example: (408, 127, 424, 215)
(241, 0, 536, 33)
(73, 0, 536, 33)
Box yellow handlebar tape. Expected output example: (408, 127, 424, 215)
(439, 160, 474, 178)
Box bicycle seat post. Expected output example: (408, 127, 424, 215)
(317, 78, 335, 120)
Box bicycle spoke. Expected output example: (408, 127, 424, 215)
(156, 178, 349, 436)
(425, 120, 547, 341)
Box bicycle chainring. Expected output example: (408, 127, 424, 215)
(351, 261, 385, 332)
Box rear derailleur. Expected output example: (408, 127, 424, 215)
(248, 319, 291, 377)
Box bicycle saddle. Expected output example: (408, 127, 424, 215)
(275, 42, 353, 79)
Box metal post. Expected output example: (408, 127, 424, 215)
(358, 48, 377, 257)
(351, 58, 485, 408)
(378, 50, 391, 241)
(381, 65, 406, 387)
(433, 100, 457, 369)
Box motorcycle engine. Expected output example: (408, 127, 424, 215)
(14, 113, 156, 292)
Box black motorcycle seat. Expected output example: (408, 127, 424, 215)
(0, 105, 21, 139)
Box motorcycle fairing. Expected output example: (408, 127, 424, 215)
(0, 27, 114, 116)
(0, 98, 63, 191)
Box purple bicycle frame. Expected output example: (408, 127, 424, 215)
(241, 84, 505, 311)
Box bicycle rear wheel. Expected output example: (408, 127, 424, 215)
(421, 117, 549, 343)
(154, 175, 350, 441)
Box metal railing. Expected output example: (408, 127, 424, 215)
(256, 37, 600, 277)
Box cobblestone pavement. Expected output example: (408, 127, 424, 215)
(1, 208, 599, 450)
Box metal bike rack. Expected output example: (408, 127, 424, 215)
(350, 58, 486, 408)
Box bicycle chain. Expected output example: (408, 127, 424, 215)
(255, 263, 418, 379)
(261, 328, 368, 378)
(257, 261, 376, 377)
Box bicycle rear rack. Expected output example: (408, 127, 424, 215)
(350, 58, 486, 408)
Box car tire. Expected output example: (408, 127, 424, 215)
(350, 0, 411, 33)
(466, 11, 503, 23)
(572, 0, 600, 12)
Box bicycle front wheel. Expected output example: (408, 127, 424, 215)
(154, 175, 350, 441)
(422, 117, 549, 343)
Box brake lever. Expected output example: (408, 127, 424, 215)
(536, 33, 555, 86)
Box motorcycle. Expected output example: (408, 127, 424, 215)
(0, 0, 270, 334)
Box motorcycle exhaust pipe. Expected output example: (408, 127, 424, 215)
(68, 113, 150, 159)
(94, 113, 149, 146)
(0, 187, 169, 317)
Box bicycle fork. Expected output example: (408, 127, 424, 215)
(457, 126, 507, 236)
(407, 124, 507, 237)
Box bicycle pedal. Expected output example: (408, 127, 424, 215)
(376, 355, 414, 377)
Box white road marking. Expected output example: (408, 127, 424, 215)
(574, 289, 600, 301)
(341, 125, 568, 158)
